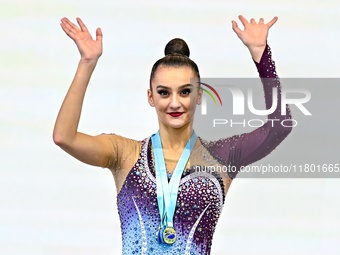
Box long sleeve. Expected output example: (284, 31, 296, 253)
(200, 44, 293, 179)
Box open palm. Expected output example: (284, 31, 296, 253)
(60, 17, 103, 61)
(232, 15, 278, 49)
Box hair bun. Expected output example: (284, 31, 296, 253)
(164, 38, 190, 57)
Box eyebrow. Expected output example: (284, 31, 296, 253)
(156, 84, 193, 89)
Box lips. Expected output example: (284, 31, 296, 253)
(169, 112, 183, 117)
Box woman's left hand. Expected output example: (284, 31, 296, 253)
(232, 15, 278, 62)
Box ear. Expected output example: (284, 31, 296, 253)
(197, 87, 203, 105)
(147, 89, 155, 107)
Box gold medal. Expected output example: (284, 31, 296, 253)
(162, 227, 177, 244)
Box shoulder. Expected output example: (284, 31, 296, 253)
(197, 134, 245, 167)
(198, 134, 244, 150)
(100, 133, 146, 170)
(101, 133, 142, 147)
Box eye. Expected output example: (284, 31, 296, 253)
(181, 88, 192, 95)
(157, 90, 169, 96)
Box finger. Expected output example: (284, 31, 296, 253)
(63, 18, 80, 33)
(76, 17, 89, 33)
(259, 18, 264, 24)
(60, 22, 76, 38)
(238, 15, 249, 27)
(96, 27, 103, 42)
(61, 18, 78, 34)
(231, 20, 243, 36)
(266, 16, 278, 28)
(250, 18, 256, 24)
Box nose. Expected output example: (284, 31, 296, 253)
(169, 94, 181, 109)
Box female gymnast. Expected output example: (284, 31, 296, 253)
(53, 15, 293, 254)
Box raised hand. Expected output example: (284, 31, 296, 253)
(232, 15, 278, 62)
(232, 15, 278, 49)
(60, 17, 103, 62)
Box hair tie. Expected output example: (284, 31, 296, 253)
(165, 53, 189, 58)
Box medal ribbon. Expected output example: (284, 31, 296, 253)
(151, 130, 197, 228)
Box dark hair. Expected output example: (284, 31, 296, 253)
(149, 38, 200, 89)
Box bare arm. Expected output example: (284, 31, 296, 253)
(53, 17, 111, 167)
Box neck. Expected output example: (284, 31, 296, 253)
(158, 120, 194, 152)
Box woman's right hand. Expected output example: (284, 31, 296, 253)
(60, 17, 103, 62)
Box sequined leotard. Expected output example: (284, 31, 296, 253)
(102, 44, 293, 255)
